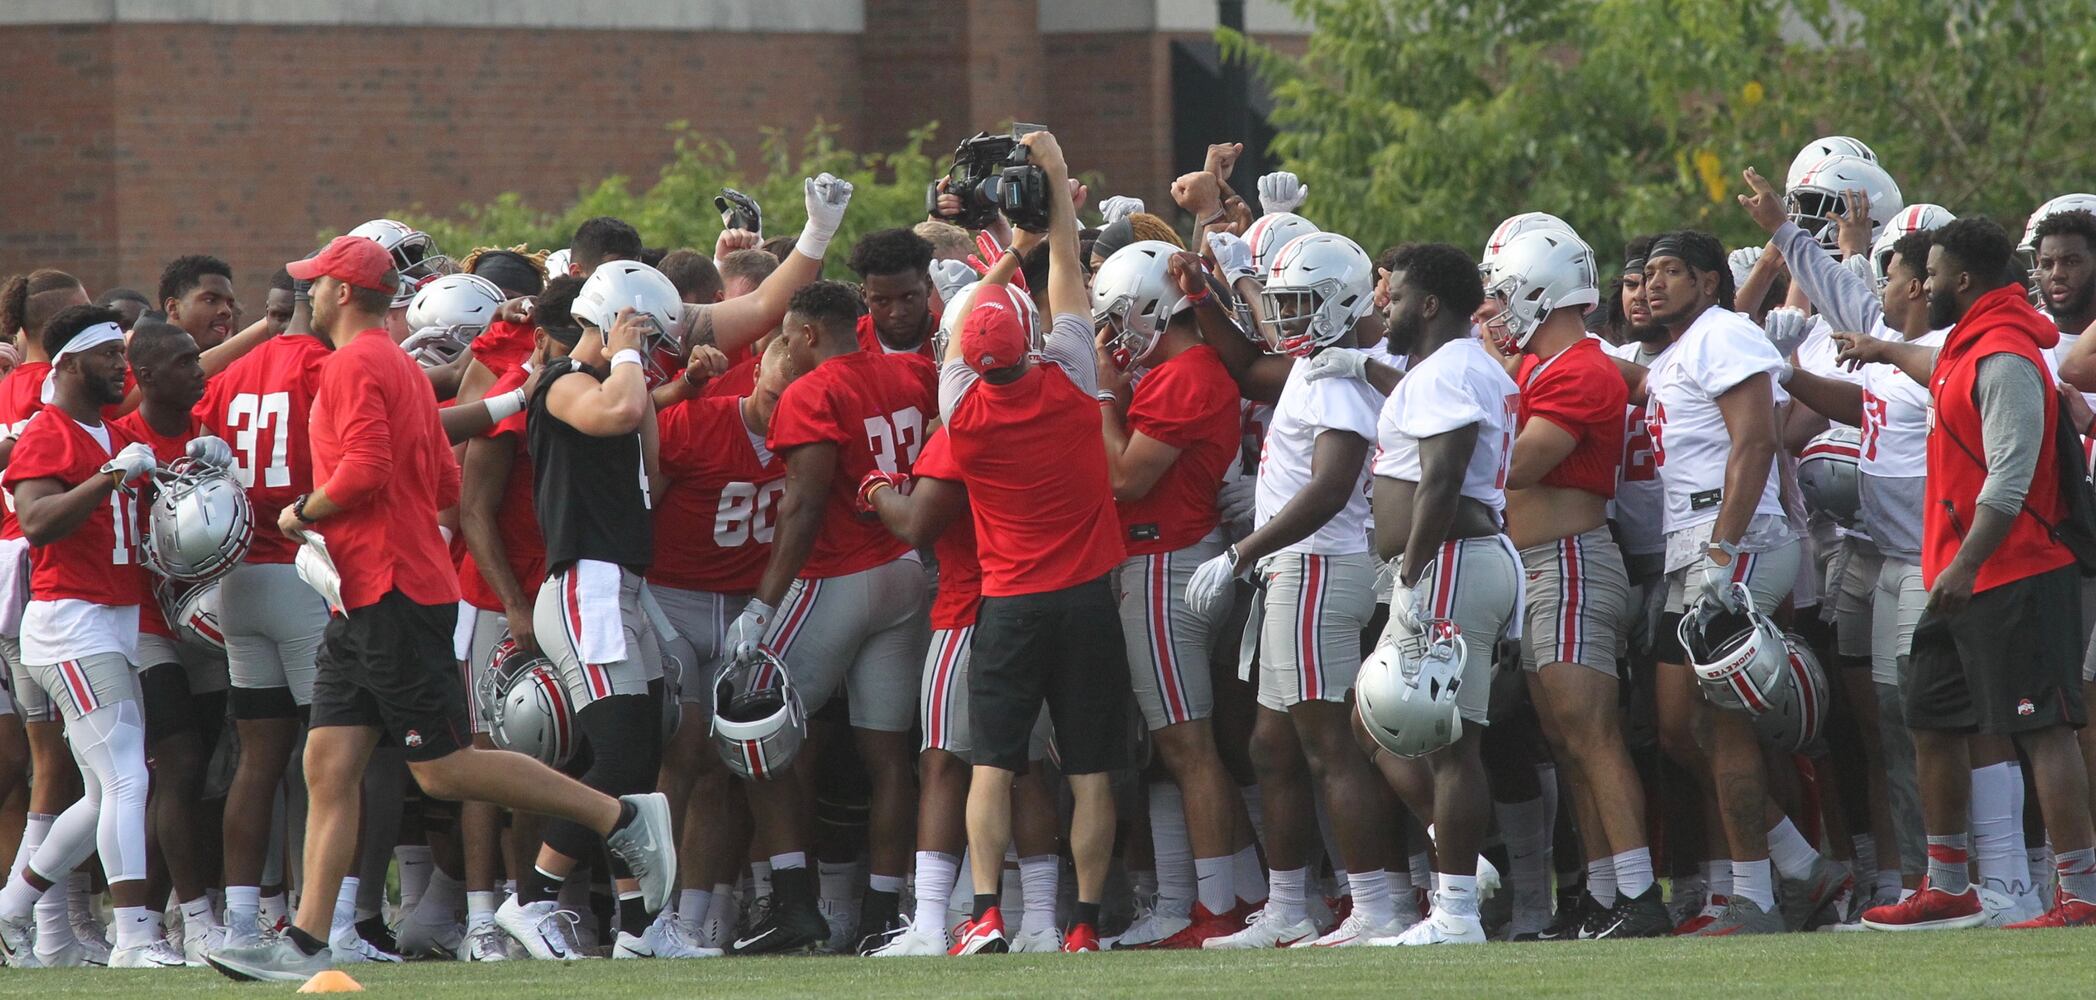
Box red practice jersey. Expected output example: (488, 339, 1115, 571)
(1515, 337, 1627, 499)
(194, 334, 331, 565)
(652, 393, 785, 593)
(458, 367, 545, 613)
(112, 408, 203, 637)
(0, 362, 53, 542)
(1118, 345, 1240, 556)
(765, 350, 936, 580)
(3, 406, 145, 606)
(469, 319, 535, 380)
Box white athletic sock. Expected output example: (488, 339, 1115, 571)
(1705, 859, 1733, 899)
(1232, 845, 1266, 905)
(225, 885, 261, 937)
(180, 895, 220, 936)
(677, 888, 712, 931)
(1437, 873, 1480, 917)
(1767, 816, 1820, 880)
(768, 852, 805, 872)
(1267, 867, 1309, 924)
(1732, 859, 1775, 911)
(259, 893, 286, 931)
(66, 872, 94, 928)
(467, 890, 500, 927)
(330, 876, 359, 942)
(395, 844, 434, 915)
(750, 860, 773, 900)
(1612, 848, 1655, 899)
(2029, 846, 2055, 896)
(1019, 856, 1058, 934)
(1148, 784, 1194, 920)
(27, 885, 63, 942)
(413, 869, 464, 926)
(1495, 795, 1550, 935)
(912, 852, 959, 932)
(1586, 856, 1618, 908)
(1408, 852, 1432, 892)
(1193, 855, 1234, 916)
(1347, 871, 1393, 927)
(112, 905, 153, 949)
(1971, 762, 2029, 893)
(4, 812, 51, 919)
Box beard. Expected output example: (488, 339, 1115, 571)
(2049, 279, 2096, 323)
(1386, 310, 1423, 357)
(1927, 285, 1963, 331)
(1628, 321, 1668, 344)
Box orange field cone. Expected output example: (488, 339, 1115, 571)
(298, 969, 365, 993)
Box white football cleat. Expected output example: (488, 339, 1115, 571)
(1293, 908, 1408, 948)
(1979, 883, 2045, 928)
(612, 918, 722, 959)
(183, 922, 227, 967)
(1110, 908, 1191, 949)
(459, 921, 510, 962)
(1008, 926, 1063, 953)
(109, 938, 189, 968)
(494, 897, 587, 960)
(1372, 902, 1486, 946)
(866, 918, 949, 957)
(1201, 906, 1319, 949)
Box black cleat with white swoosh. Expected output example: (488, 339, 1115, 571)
(730, 868, 828, 956)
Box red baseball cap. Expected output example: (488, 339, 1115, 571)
(287, 235, 399, 294)
(960, 284, 1029, 373)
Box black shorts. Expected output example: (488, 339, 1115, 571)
(138, 660, 197, 742)
(970, 575, 1134, 775)
(310, 590, 471, 763)
(1905, 564, 2087, 735)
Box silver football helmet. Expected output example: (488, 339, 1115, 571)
(1244, 212, 1320, 277)
(1354, 618, 1467, 758)
(712, 650, 806, 781)
(544, 248, 574, 279)
(1479, 211, 1573, 283)
(1482, 227, 1598, 352)
(1784, 136, 1878, 192)
(1797, 426, 1862, 525)
(1785, 155, 1904, 250)
(1678, 582, 1829, 750)
(1091, 240, 1183, 371)
(1259, 232, 1374, 359)
(487, 642, 578, 768)
(402, 273, 504, 369)
(142, 457, 253, 584)
(1870, 203, 1956, 288)
(349, 219, 455, 308)
(571, 260, 684, 386)
(156, 578, 226, 652)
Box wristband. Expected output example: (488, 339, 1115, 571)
(484, 387, 526, 423)
(1708, 538, 1743, 558)
(796, 225, 834, 263)
(1096, 390, 1120, 404)
(1182, 285, 1213, 307)
(611, 349, 645, 370)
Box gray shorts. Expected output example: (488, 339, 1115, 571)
(220, 561, 326, 705)
(136, 632, 230, 696)
(1824, 537, 1881, 660)
(28, 652, 138, 723)
(1519, 526, 1630, 675)
(0, 635, 41, 722)
(653, 585, 739, 711)
(1249, 551, 1377, 712)
(535, 562, 660, 709)
(920, 625, 1052, 759)
(1664, 538, 1801, 616)
(1115, 538, 1224, 730)
(1385, 535, 1523, 725)
(1871, 557, 1927, 688)
(459, 606, 510, 734)
(765, 557, 931, 733)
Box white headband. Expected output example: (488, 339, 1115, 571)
(40, 322, 125, 404)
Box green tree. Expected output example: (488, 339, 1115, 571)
(1227, 0, 2096, 260)
(396, 122, 942, 274)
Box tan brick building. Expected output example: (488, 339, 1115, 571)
(0, 0, 1308, 306)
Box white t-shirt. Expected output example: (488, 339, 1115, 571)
(1604, 338, 1668, 557)
(1372, 337, 1519, 517)
(1256, 353, 1381, 556)
(1645, 306, 1790, 533)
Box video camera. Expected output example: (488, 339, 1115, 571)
(930, 123, 1052, 233)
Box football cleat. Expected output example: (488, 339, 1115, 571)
(866, 917, 948, 956)
(396, 916, 465, 959)
(72, 917, 111, 965)
(1294, 908, 1408, 948)
(1201, 906, 1319, 949)
(183, 922, 228, 967)
(331, 931, 404, 963)
(1110, 907, 1191, 949)
(1144, 903, 1240, 949)
(1370, 901, 1484, 946)
(1692, 895, 1786, 936)
(2004, 889, 2096, 929)
(1530, 892, 1598, 941)
(729, 891, 828, 956)
(495, 897, 589, 960)
(1062, 923, 1101, 953)
(0, 912, 35, 966)
(110, 938, 189, 968)
(1589, 885, 1672, 939)
(1860, 880, 1984, 931)
(1673, 895, 1728, 936)
(949, 908, 1008, 955)
(1979, 883, 2046, 928)
(205, 937, 332, 983)
(1009, 926, 1064, 953)
(1779, 859, 1849, 932)
(459, 921, 511, 962)
(613, 919, 723, 958)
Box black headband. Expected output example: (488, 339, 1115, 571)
(1646, 235, 1723, 274)
(1622, 256, 1646, 275)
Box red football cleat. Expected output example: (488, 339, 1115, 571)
(1062, 923, 1101, 953)
(2005, 890, 2096, 929)
(949, 908, 1009, 955)
(1147, 904, 1240, 949)
(1859, 880, 1984, 931)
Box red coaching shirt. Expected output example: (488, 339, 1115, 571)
(652, 393, 785, 594)
(1118, 344, 1240, 556)
(913, 427, 981, 629)
(194, 334, 331, 565)
(458, 367, 545, 613)
(309, 329, 461, 611)
(3, 406, 145, 606)
(946, 313, 1126, 597)
(1514, 337, 1627, 498)
(112, 408, 203, 638)
(765, 350, 936, 580)
(0, 362, 53, 542)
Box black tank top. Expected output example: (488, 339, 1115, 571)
(528, 356, 653, 573)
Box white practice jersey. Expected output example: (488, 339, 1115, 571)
(1372, 337, 1520, 517)
(1644, 306, 1790, 534)
(1256, 351, 1382, 556)
(1858, 328, 1945, 480)
(1605, 338, 1668, 557)
(1795, 316, 1864, 386)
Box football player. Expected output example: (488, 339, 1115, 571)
(848, 229, 939, 357)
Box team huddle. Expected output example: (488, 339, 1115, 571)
(0, 124, 2091, 981)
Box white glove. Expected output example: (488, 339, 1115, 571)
(1727, 246, 1763, 291)
(1698, 561, 1742, 611)
(724, 598, 776, 663)
(185, 434, 232, 469)
(1186, 548, 1249, 620)
(1257, 171, 1309, 214)
(100, 442, 157, 486)
(927, 258, 978, 306)
(1760, 306, 1811, 358)
(1302, 348, 1368, 384)
(1216, 470, 1256, 526)
(797, 172, 855, 260)
(1389, 574, 1430, 634)
(1099, 196, 1144, 226)
(1206, 230, 1256, 281)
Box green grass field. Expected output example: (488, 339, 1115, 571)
(0, 930, 2086, 998)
